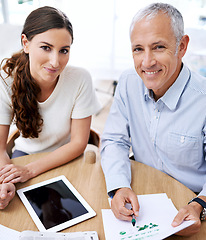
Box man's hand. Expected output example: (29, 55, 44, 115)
(0, 164, 32, 184)
(0, 183, 15, 209)
(172, 202, 202, 236)
(111, 187, 139, 221)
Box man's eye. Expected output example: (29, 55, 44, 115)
(60, 49, 69, 54)
(40, 46, 50, 51)
(133, 47, 143, 52)
(155, 45, 165, 50)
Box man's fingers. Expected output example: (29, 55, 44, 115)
(113, 206, 133, 221)
(119, 205, 133, 218)
(111, 188, 139, 221)
(130, 196, 140, 217)
(172, 209, 188, 227)
(172, 204, 202, 236)
(111, 199, 132, 220)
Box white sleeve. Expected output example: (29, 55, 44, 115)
(71, 69, 101, 119)
(0, 78, 12, 125)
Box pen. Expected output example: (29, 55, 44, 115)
(131, 214, 136, 227)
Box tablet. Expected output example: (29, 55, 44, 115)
(17, 175, 96, 232)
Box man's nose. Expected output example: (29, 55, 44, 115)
(142, 51, 156, 68)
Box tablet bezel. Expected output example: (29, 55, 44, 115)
(17, 175, 96, 232)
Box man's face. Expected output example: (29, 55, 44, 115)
(130, 13, 188, 100)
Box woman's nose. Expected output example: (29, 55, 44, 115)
(49, 52, 59, 68)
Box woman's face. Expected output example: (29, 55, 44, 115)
(22, 28, 72, 87)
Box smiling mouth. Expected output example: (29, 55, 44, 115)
(44, 67, 58, 73)
(144, 70, 161, 75)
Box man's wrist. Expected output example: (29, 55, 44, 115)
(108, 190, 117, 198)
(108, 189, 120, 198)
(188, 196, 206, 221)
(108, 187, 130, 198)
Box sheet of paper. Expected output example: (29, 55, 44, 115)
(0, 225, 99, 240)
(0, 224, 19, 240)
(102, 193, 195, 240)
(19, 230, 99, 240)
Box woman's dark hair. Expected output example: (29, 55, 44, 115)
(0, 6, 73, 138)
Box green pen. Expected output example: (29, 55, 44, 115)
(131, 214, 136, 227)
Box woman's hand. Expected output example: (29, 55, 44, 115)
(0, 164, 32, 184)
(0, 183, 15, 209)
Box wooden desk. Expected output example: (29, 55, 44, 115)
(0, 145, 205, 240)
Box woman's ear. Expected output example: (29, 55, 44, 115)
(22, 34, 29, 54)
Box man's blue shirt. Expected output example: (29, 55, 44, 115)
(101, 64, 206, 196)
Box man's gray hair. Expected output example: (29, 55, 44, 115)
(130, 3, 184, 49)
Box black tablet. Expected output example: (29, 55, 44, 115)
(17, 175, 96, 232)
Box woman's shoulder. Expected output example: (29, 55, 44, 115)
(62, 65, 92, 82)
(0, 71, 13, 93)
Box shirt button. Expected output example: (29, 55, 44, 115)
(180, 136, 185, 143)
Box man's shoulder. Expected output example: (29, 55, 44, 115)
(118, 68, 140, 86)
(120, 68, 138, 79)
(189, 70, 206, 95)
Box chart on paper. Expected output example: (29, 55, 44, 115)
(119, 222, 160, 239)
(102, 193, 195, 240)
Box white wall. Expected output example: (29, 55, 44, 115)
(0, 23, 22, 61)
(1, 0, 206, 80)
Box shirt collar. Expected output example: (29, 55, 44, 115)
(144, 64, 191, 110)
(161, 64, 191, 110)
(144, 88, 152, 101)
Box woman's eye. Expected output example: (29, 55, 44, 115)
(60, 49, 69, 54)
(41, 46, 50, 51)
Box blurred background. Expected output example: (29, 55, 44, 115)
(1, 0, 206, 82)
(2, 0, 206, 133)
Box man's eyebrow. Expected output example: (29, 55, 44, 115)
(40, 41, 71, 48)
(132, 44, 142, 48)
(152, 41, 166, 45)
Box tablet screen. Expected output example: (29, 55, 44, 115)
(17, 176, 96, 232)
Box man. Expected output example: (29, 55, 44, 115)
(101, 3, 206, 236)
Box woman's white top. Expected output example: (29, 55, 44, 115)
(0, 65, 101, 154)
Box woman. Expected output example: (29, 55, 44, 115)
(0, 6, 100, 207)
